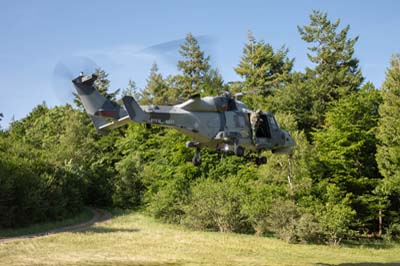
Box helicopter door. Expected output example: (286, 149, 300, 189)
(256, 114, 271, 139)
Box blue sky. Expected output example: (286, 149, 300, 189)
(1, 0, 399, 128)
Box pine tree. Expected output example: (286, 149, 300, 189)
(202, 68, 224, 96)
(298, 10, 364, 128)
(264, 72, 314, 136)
(175, 33, 211, 99)
(234, 31, 293, 109)
(119, 80, 139, 99)
(235, 31, 293, 95)
(376, 54, 400, 227)
(141, 63, 170, 105)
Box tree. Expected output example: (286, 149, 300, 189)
(140, 63, 171, 105)
(175, 33, 211, 99)
(202, 68, 224, 96)
(298, 10, 364, 128)
(235, 31, 293, 96)
(313, 83, 382, 233)
(376, 54, 400, 229)
(0, 113, 3, 130)
(316, 183, 356, 245)
(119, 80, 139, 98)
(1, 105, 92, 227)
(264, 72, 314, 136)
(242, 114, 313, 237)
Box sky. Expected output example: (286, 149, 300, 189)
(1, 0, 399, 128)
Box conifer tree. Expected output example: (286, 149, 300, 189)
(202, 68, 224, 96)
(376, 54, 400, 216)
(235, 31, 293, 95)
(175, 33, 211, 99)
(313, 83, 382, 232)
(298, 10, 364, 128)
(141, 63, 170, 105)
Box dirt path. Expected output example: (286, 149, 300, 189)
(0, 207, 112, 244)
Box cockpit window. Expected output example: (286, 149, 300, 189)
(268, 115, 279, 131)
(256, 114, 271, 138)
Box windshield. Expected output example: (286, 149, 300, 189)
(267, 114, 279, 131)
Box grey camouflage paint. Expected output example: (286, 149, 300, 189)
(73, 74, 295, 153)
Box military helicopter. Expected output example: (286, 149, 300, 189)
(72, 73, 295, 166)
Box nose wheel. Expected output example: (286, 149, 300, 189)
(256, 156, 267, 165)
(255, 150, 267, 165)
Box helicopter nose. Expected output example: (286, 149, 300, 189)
(282, 130, 296, 149)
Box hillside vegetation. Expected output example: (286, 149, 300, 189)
(1, 11, 400, 245)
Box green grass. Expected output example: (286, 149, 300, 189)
(0, 210, 399, 266)
(0, 207, 93, 238)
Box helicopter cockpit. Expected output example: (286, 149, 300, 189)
(255, 113, 280, 139)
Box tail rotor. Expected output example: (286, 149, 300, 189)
(52, 56, 99, 104)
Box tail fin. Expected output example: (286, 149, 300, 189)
(122, 96, 147, 123)
(72, 74, 127, 132)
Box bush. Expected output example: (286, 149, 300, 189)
(295, 213, 323, 243)
(267, 200, 298, 243)
(0, 152, 85, 228)
(183, 178, 250, 233)
(241, 181, 285, 236)
(112, 153, 144, 209)
(384, 223, 400, 242)
(145, 169, 190, 224)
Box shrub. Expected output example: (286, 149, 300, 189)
(145, 170, 189, 224)
(295, 213, 323, 243)
(384, 223, 400, 242)
(183, 178, 250, 233)
(267, 200, 298, 243)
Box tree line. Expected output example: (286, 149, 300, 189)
(1, 10, 400, 245)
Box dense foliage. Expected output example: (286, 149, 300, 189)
(1, 11, 400, 244)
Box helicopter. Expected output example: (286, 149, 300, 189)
(72, 73, 295, 166)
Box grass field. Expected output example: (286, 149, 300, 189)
(0, 210, 399, 266)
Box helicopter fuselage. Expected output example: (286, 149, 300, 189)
(72, 74, 295, 165)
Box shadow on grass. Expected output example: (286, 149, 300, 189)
(341, 240, 395, 250)
(316, 263, 400, 266)
(78, 226, 140, 234)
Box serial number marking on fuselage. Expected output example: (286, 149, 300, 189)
(150, 119, 175, 125)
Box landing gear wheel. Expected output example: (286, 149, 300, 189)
(192, 156, 202, 166)
(192, 148, 202, 167)
(234, 145, 245, 157)
(256, 156, 267, 165)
